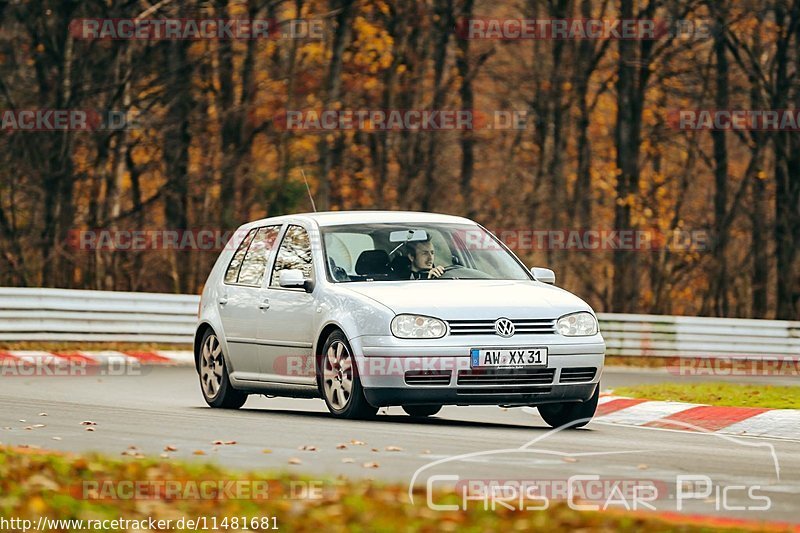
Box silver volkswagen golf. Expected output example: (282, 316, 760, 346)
(195, 211, 605, 428)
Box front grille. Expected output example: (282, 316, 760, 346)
(559, 367, 597, 383)
(447, 318, 556, 336)
(457, 367, 555, 386)
(456, 387, 552, 396)
(405, 370, 451, 386)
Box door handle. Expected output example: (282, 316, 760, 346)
(259, 298, 270, 310)
(218, 297, 228, 305)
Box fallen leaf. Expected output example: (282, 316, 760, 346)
(371, 448, 379, 452)
(192, 450, 206, 456)
(350, 439, 365, 445)
(81, 421, 97, 426)
(421, 450, 431, 454)
(24, 426, 33, 431)
(212, 440, 224, 445)
(262, 449, 272, 454)
(341, 458, 355, 463)
(336, 443, 348, 450)
(562, 457, 578, 463)
(362, 462, 380, 469)
(18, 419, 26, 423)
(31, 424, 46, 429)
(637, 464, 649, 470)
(164, 445, 177, 452)
(288, 457, 302, 465)
(38, 413, 48, 417)
(298, 445, 317, 451)
(51, 437, 62, 441)
(85, 427, 95, 432)
(384, 446, 403, 452)
(224, 440, 237, 445)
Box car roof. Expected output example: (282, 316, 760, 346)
(241, 210, 477, 229)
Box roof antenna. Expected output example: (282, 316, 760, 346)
(300, 169, 317, 213)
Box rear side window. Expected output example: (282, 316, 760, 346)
(237, 226, 282, 286)
(224, 228, 256, 284)
(270, 225, 314, 287)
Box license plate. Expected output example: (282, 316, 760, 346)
(470, 348, 548, 368)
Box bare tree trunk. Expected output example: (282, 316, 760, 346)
(772, 0, 800, 318)
(163, 38, 193, 294)
(709, 4, 730, 316)
(420, 0, 453, 212)
(457, 0, 475, 218)
(317, 0, 354, 211)
(611, 0, 639, 313)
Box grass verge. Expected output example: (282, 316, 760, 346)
(612, 383, 800, 410)
(0, 446, 783, 532)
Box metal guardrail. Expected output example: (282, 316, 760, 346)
(1, 288, 798, 359)
(0, 287, 198, 344)
(599, 313, 800, 359)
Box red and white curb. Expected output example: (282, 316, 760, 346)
(593, 394, 800, 441)
(0, 350, 194, 366)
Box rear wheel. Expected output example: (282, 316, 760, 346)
(319, 330, 377, 419)
(537, 386, 599, 429)
(402, 404, 442, 417)
(199, 329, 247, 409)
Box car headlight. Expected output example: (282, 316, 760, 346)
(391, 314, 447, 339)
(556, 312, 598, 336)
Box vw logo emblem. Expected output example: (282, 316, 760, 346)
(494, 318, 515, 338)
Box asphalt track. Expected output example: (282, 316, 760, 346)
(1, 367, 798, 523)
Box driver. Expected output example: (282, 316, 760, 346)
(406, 238, 445, 279)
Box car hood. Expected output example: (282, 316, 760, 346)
(342, 280, 592, 320)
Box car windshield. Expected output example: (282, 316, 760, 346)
(321, 223, 532, 282)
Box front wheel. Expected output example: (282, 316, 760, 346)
(199, 330, 248, 409)
(319, 331, 377, 419)
(537, 386, 599, 429)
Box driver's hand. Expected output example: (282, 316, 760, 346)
(428, 265, 445, 278)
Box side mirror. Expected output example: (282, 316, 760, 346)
(279, 269, 314, 292)
(530, 267, 556, 285)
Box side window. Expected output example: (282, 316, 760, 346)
(224, 228, 257, 284)
(271, 225, 314, 287)
(237, 225, 281, 286)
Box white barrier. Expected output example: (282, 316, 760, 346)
(0, 288, 798, 358)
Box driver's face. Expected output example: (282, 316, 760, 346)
(410, 242, 435, 270)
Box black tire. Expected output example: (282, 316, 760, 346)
(537, 385, 599, 429)
(402, 404, 442, 417)
(198, 329, 248, 409)
(318, 330, 377, 419)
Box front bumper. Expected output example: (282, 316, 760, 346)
(350, 335, 605, 407)
(364, 382, 598, 407)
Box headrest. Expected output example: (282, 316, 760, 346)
(355, 250, 391, 276)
